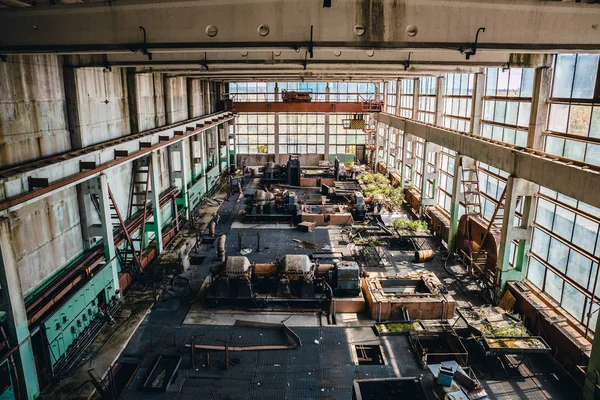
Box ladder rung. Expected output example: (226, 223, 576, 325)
(133, 181, 148, 184)
(132, 192, 147, 195)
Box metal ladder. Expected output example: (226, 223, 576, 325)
(91, 185, 142, 274)
(127, 157, 153, 262)
(460, 163, 488, 275)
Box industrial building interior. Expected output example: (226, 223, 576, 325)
(1, 0, 600, 399)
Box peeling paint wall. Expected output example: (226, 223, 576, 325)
(65, 67, 130, 149)
(1, 59, 220, 298)
(188, 78, 203, 118)
(11, 189, 83, 295)
(164, 77, 188, 124)
(131, 72, 166, 132)
(0, 55, 71, 168)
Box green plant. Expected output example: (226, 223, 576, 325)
(360, 173, 404, 208)
(481, 323, 528, 338)
(392, 218, 429, 232)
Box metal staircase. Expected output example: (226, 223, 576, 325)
(459, 162, 490, 279)
(128, 157, 153, 261)
(91, 184, 142, 274)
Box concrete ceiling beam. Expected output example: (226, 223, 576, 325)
(1, 0, 599, 53)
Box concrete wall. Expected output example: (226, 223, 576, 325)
(0, 56, 84, 295)
(11, 189, 83, 295)
(0, 55, 71, 168)
(65, 67, 130, 148)
(129, 72, 166, 132)
(164, 77, 188, 124)
(1, 57, 219, 295)
(187, 78, 203, 118)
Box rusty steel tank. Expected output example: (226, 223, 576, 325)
(455, 214, 500, 278)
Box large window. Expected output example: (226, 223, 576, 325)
(443, 73, 474, 132)
(229, 82, 275, 102)
(330, 114, 366, 155)
(399, 79, 414, 118)
(385, 80, 398, 115)
(481, 68, 534, 147)
(545, 54, 600, 166)
(527, 54, 600, 334)
(235, 113, 275, 154)
(279, 113, 325, 154)
(417, 77, 437, 124)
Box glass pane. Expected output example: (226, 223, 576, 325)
(548, 238, 569, 274)
(548, 104, 569, 133)
(545, 136, 565, 157)
(563, 139, 586, 161)
(553, 54, 576, 98)
(591, 107, 600, 138)
(572, 54, 599, 99)
(568, 105, 592, 136)
(562, 282, 585, 321)
(573, 215, 599, 252)
(486, 68, 498, 96)
(585, 143, 600, 167)
(567, 249, 593, 287)
(553, 205, 575, 240)
(527, 257, 545, 289)
(532, 229, 551, 258)
(536, 199, 555, 229)
(545, 269, 564, 302)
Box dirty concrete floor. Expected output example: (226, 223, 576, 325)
(61, 181, 571, 399)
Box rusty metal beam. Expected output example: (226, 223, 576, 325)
(0, 111, 233, 213)
(233, 102, 374, 113)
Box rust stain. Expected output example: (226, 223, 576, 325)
(357, 0, 385, 43)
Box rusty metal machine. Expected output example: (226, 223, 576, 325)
(206, 255, 360, 307)
(281, 90, 312, 103)
(244, 188, 299, 222)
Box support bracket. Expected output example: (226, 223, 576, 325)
(460, 27, 485, 60)
(138, 26, 152, 61)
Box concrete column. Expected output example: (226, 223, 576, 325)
(527, 67, 552, 150)
(274, 113, 280, 162)
(95, 174, 120, 298)
(0, 218, 40, 400)
(169, 141, 190, 220)
(229, 120, 236, 167)
(199, 130, 207, 175)
(213, 127, 219, 171)
(324, 85, 331, 160)
(470, 73, 486, 135)
(495, 176, 538, 298)
(149, 151, 164, 254)
(435, 76, 446, 125)
(447, 153, 463, 253)
(412, 78, 420, 120)
(585, 320, 600, 399)
(324, 113, 330, 160)
(384, 126, 391, 168)
(395, 79, 401, 115)
(395, 127, 402, 170)
(373, 122, 381, 169)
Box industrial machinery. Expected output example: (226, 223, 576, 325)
(244, 188, 298, 222)
(287, 154, 301, 186)
(281, 90, 312, 103)
(206, 255, 360, 307)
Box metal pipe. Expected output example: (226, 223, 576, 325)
(217, 235, 226, 263)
